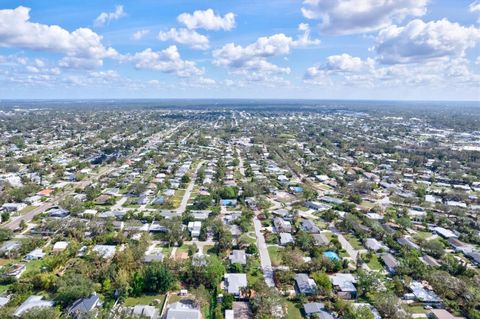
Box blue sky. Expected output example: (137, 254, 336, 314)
(0, 0, 479, 100)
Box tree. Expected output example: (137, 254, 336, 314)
(56, 273, 94, 307)
(1, 212, 10, 223)
(191, 284, 210, 309)
(250, 280, 285, 319)
(311, 271, 332, 295)
(20, 307, 61, 319)
(143, 262, 175, 293)
(373, 292, 412, 319)
(0, 228, 13, 242)
(302, 187, 318, 201)
(420, 239, 444, 259)
(356, 269, 382, 298)
(295, 231, 314, 252)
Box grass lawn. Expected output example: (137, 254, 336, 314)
(19, 205, 36, 215)
(414, 231, 433, 241)
(171, 189, 187, 207)
(162, 247, 173, 258)
(408, 305, 427, 314)
(367, 255, 383, 271)
(345, 234, 363, 250)
(124, 293, 165, 307)
(323, 231, 334, 241)
(285, 300, 303, 319)
(0, 284, 10, 294)
(22, 260, 44, 277)
(268, 246, 283, 266)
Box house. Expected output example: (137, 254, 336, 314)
(419, 255, 441, 267)
(14, 295, 53, 317)
(320, 196, 343, 205)
(24, 248, 45, 260)
(47, 207, 70, 218)
(2, 264, 26, 278)
(144, 251, 164, 263)
(188, 221, 202, 238)
(224, 273, 248, 296)
(330, 273, 357, 299)
(306, 201, 330, 211)
(406, 281, 442, 306)
(68, 294, 101, 318)
(229, 250, 247, 265)
(152, 196, 165, 205)
(448, 238, 473, 254)
(0, 241, 21, 257)
(466, 251, 480, 265)
(303, 303, 333, 319)
(52, 241, 69, 252)
(0, 296, 10, 307)
(397, 237, 420, 250)
(364, 238, 385, 251)
(381, 253, 399, 274)
(279, 233, 294, 246)
(271, 208, 290, 219)
(1, 203, 26, 212)
(295, 273, 317, 295)
(92, 245, 117, 259)
(313, 233, 330, 246)
(132, 305, 159, 319)
(432, 226, 457, 239)
(273, 217, 292, 233)
(166, 302, 201, 319)
(300, 219, 320, 233)
(37, 189, 54, 197)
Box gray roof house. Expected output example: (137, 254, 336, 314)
(224, 273, 248, 296)
(381, 253, 399, 274)
(303, 303, 331, 318)
(273, 217, 292, 233)
(279, 233, 295, 246)
(313, 233, 330, 246)
(229, 250, 247, 265)
(132, 305, 159, 319)
(295, 273, 317, 295)
(166, 302, 201, 319)
(68, 294, 101, 317)
(300, 220, 320, 234)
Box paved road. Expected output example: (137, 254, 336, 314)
(175, 160, 205, 214)
(253, 213, 275, 287)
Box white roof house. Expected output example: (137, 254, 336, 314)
(188, 221, 202, 238)
(52, 241, 69, 252)
(224, 273, 247, 296)
(24, 248, 46, 260)
(14, 296, 53, 317)
(92, 245, 117, 259)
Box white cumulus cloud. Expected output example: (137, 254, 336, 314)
(128, 45, 203, 77)
(0, 6, 118, 69)
(302, 0, 428, 34)
(132, 29, 149, 40)
(177, 9, 235, 31)
(94, 5, 126, 27)
(213, 26, 319, 75)
(158, 28, 209, 50)
(375, 19, 480, 64)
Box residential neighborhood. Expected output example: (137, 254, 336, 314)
(0, 102, 479, 319)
